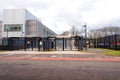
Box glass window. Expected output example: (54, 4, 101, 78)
(4, 24, 23, 32)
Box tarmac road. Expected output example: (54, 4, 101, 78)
(0, 60, 120, 80)
(0, 49, 120, 80)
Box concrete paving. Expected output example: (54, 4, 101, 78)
(0, 49, 120, 80)
(0, 50, 120, 62)
(0, 50, 84, 54)
(0, 60, 120, 80)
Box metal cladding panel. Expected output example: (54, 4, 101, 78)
(2, 9, 25, 37)
(26, 20, 37, 36)
(3, 9, 25, 24)
(0, 21, 2, 38)
(2, 9, 56, 38)
(25, 10, 38, 21)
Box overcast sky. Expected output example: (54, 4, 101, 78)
(0, 0, 120, 34)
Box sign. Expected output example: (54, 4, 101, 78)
(39, 41, 43, 45)
(27, 41, 30, 44)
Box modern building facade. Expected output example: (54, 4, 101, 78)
(0, 21, 2, 44)
(0, 21, 2, 38)
(0, 9, 83, 51)
(2, 9, 56, 38)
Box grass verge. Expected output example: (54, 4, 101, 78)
(105, 50, 120, 56)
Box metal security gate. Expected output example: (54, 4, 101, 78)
(55, 37, 78, 51)
(48, 36, 83, 51)
(3, 36, 83, 51)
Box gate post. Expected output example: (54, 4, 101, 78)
(38, 40, 40, 51)
(63, 38, 64, 51)
(38, 37, 41, 51)
(109, 36, 111, 49)
(78, 38, 80, 51)
(24, 37, 26, 51)
(78, 38, 79, 51)
(55, 37, 56, 51)
(18, 37, 19, 50)
(70, 38, 72, 50)
(47, 37, 49, 51)
(115, 34, 118, 50)
(8, 38, 12, 51)
(31, 37, 33, 51)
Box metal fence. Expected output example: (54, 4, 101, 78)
(0, 36, 83, 51)
(89, 34, 120, 50)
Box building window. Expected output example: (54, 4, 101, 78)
(4, 24, 23, 32)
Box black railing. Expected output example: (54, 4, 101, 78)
(90, 34, 120, 50)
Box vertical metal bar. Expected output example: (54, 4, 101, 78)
(104, 37, 105, 48)
(7, 28, 8, 39)
(70, 38, 72, 50)
(78, 38, 80, 51)
(6, 27, 8, 46)
(115, 34, 117, 50)
(109, 36, 111, 49)
(31, 37, 33, 51)
(55, 37, 56, 51)
(48, 37, 49, 51)
(24, 37, 26, 51)
(63, 38, 64, 51)
(38, 39, 40, 51)
(9, 38, 12, 51)
(85, 24, 87, 51)
(18, 37, 19, 50)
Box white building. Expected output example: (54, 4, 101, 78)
(2, 9, 56, 38)
(0, 21, 2, 38)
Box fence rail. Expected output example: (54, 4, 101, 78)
(90, 34, 120, 50)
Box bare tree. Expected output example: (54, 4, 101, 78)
(87, 30, 94, 38)
(70, 26, 76, 35)
(70, 26, 81, 36)
(61, 31, 69, 36)
(87, 26, 120, 38)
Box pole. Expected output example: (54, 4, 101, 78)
(115, 34, 117, 50)
(96, 37, 97, 48)
(7, 28, 8, 39)
(82, 23, 87, 51)
(55, 37, 56, 51)
(63, 38, 64, 51)
(84, 23, 87, 51)
(42, 24, 43, 51)
(85, 24, 87, 51)
(6, 26, 9, 46)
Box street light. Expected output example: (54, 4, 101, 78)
(82, 23, 87, 51)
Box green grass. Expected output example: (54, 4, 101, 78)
(0, 50, 8, 53)
(105, 50, 120, 56)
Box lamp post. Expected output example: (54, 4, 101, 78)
(82, 23, 87, 51)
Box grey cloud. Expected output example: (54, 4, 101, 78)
(55, 8, 83, 27)
(0, 0, 120, 34)
(105, 18, 120, 27)
(87, 18, 120, 31)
